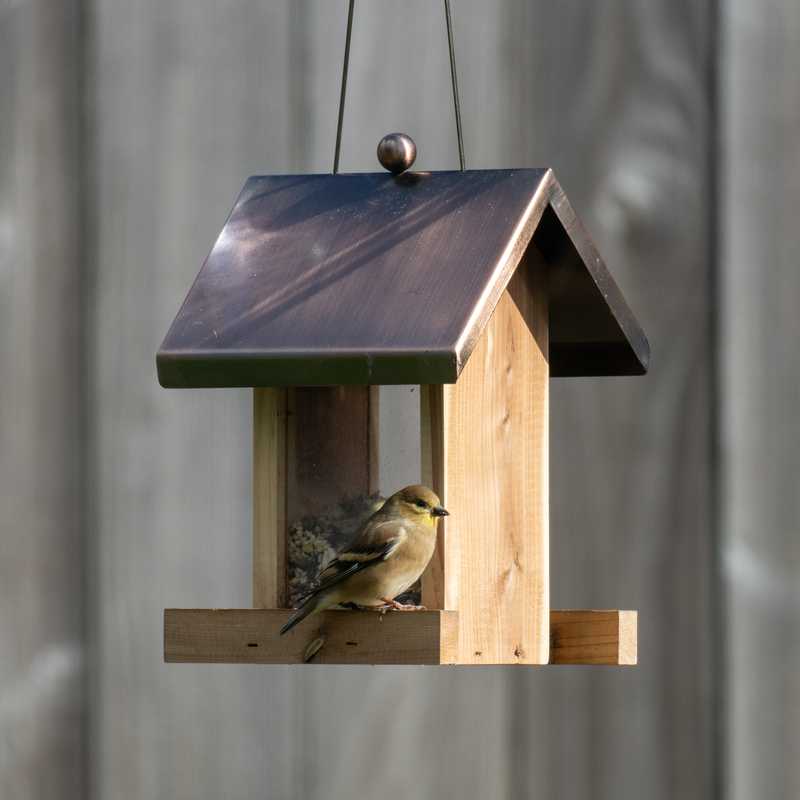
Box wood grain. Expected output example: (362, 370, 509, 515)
(550, 611, 637, 665)
(420, 384, 447, 609)
(164, 609, 631, 665)
(440, 254, 549, 664)
(253, 388, 288, 608)
(165, 608, 459, 665)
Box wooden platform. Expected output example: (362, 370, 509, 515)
(164, 608, 636, 666)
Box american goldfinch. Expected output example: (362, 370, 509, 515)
(280, 485, 448, 635)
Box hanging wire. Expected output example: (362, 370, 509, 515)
(444, 0, 465, 170)
(332, 0, 466, 172)
(333, 0, 355, 174)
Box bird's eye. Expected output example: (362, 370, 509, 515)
(415, 499, 428, 509)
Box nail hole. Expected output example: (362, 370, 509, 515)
(247, 643, 258, 648)
(345, 641, 358, 646)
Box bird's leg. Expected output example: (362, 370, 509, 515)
(342, 602, 391, 613)
(380, 597, 427, 612)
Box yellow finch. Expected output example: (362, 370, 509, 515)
(280, 485, 448, 635)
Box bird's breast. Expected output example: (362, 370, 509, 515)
(338, 527, 436, 605)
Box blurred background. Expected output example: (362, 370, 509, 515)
(1, 0, 797, 798)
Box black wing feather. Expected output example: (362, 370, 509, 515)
(294, 539, 398, 605)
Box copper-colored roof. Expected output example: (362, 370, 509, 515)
(157, 168, 648, 387)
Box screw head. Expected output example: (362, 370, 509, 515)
(377, 133, 417, 174)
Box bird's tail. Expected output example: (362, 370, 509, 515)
(280, 595, 323, 636)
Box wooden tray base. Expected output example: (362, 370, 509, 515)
(164, 608, 636, 666)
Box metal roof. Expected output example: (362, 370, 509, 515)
(157, 168, 649, 387)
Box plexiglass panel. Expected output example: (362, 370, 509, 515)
(286, 386, 421, 607)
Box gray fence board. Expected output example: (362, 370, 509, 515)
(502, 3, 715, 798)
(0, 2, 85, 798)
(722, 3, 800, 798)
(88, 2, 297, 797)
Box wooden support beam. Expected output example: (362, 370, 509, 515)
(425, 255, 550, 664)
(549, 610, 637, 665)
(420, 384, 448, 610)
(253, 389, 288, 608)
(164, 608, 634, 666)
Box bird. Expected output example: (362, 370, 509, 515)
(280, 485, 448, 635)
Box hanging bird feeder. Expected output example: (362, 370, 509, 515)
(158, 2, 647, 666)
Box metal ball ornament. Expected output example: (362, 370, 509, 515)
(377, 133, 417, 174)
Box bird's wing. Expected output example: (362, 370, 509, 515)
(296, 519, 407, 604)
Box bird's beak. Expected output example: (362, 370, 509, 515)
(432, 506, 449, 517)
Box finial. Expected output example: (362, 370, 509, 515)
(377, 133, 416, 174)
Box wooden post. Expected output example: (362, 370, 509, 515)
(253, 388, 288, 608)
(420, 384, 447, 610)
(422, 253, 549, 664)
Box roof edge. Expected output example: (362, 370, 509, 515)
(453, 169, 649, 379)
(156, 347, 460, 388)
(452, 169, 553, 374)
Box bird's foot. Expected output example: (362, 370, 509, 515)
(354, 603, 393, 614)
(380, 598, 427, 612)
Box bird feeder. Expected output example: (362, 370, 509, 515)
(158, 144, 648, 666)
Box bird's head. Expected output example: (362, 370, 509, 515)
(384, 484, 449, 525)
